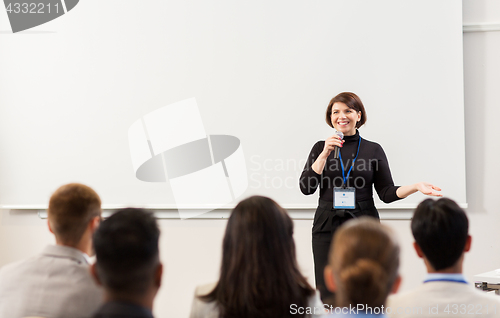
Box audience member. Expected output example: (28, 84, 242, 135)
(387, 198, 500, 317)
(189, 195, 324, 318)
(0, 183, 103, 318)
(323, 217, 401, 317)
(91, 208, 162, 318)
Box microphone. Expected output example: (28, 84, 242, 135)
(333, 131, 344, 159)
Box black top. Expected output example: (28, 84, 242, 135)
(299, 130, 401, 204)
(93, 301, 154, 318)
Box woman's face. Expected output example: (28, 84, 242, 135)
(330, 102, 361, 136)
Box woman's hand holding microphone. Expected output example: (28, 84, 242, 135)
(312, 134, 344, 174)
(322, 134, 344, 157)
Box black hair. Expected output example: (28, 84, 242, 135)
(411, 198, 469, 271)
(93, 208, 160, 296)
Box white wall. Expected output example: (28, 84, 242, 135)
(460, 0, 500, 277)
(388, 0, 500, 293)
(1, 1, 500, 317)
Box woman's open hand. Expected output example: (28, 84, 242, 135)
(415, 182, 443, 197)
(397, 182, 442, 199)
(415, 182, 442, 197)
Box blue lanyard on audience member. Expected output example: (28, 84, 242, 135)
(338, 137, 362, 187)
(423, 278, 468, 284)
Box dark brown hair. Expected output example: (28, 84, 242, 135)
(329, 217, 399, 308)
(48, 183, 102, 245)
(200, 196, 315, 318)
(325, 92, 367, 128)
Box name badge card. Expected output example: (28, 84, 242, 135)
(334, 187, 356, 209)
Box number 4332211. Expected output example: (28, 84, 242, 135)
(6, 3, 60, 14)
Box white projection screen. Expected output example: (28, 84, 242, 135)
(0, 0, 466, 211)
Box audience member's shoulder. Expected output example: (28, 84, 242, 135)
(387, 289, 416, 306)
(307, 290, 326, 317)
(194, 282, 217, 297)
(190, 282, 219, 318)
(386, 289, 421, 313)
(471, 286, 500, 303)
(387, 284, 500, 318)
(0, 254, 40, 277)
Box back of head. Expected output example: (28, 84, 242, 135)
(203, 196, 314, 318)
(48, 183, 101, 245)
(329, 217, 400, 308)
(93, 208, 160, 297)
(222, 195, 295, 275)
(411, 198, 469, 271)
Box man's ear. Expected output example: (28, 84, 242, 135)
(413, 242, 425, 258)
(89, 216, 101, 233)
(464, 235, 472, 252)
(324, 265, 336, 293)
(90, 263, 102, 286)
(47, 219, 54, 234)
(391, 274, 402, 294)
(155, 263, 163, 288)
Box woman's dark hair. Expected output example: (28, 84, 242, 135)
(199, 196, 315, 318)
(325, 92, 367, 128)
(329, 217, 399, 309)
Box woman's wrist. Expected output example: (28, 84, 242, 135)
(318, 150, 330, 160)
(312, 156, 328, 174)
(396, 184, 418, 199)
(410, 183, 418, 193)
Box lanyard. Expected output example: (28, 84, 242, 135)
(338, 137, 361, 186)
(423, 278, 468, 284)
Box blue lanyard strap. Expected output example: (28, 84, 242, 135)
(423, 278, 468, 284)
(338, 137, 362, 186)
